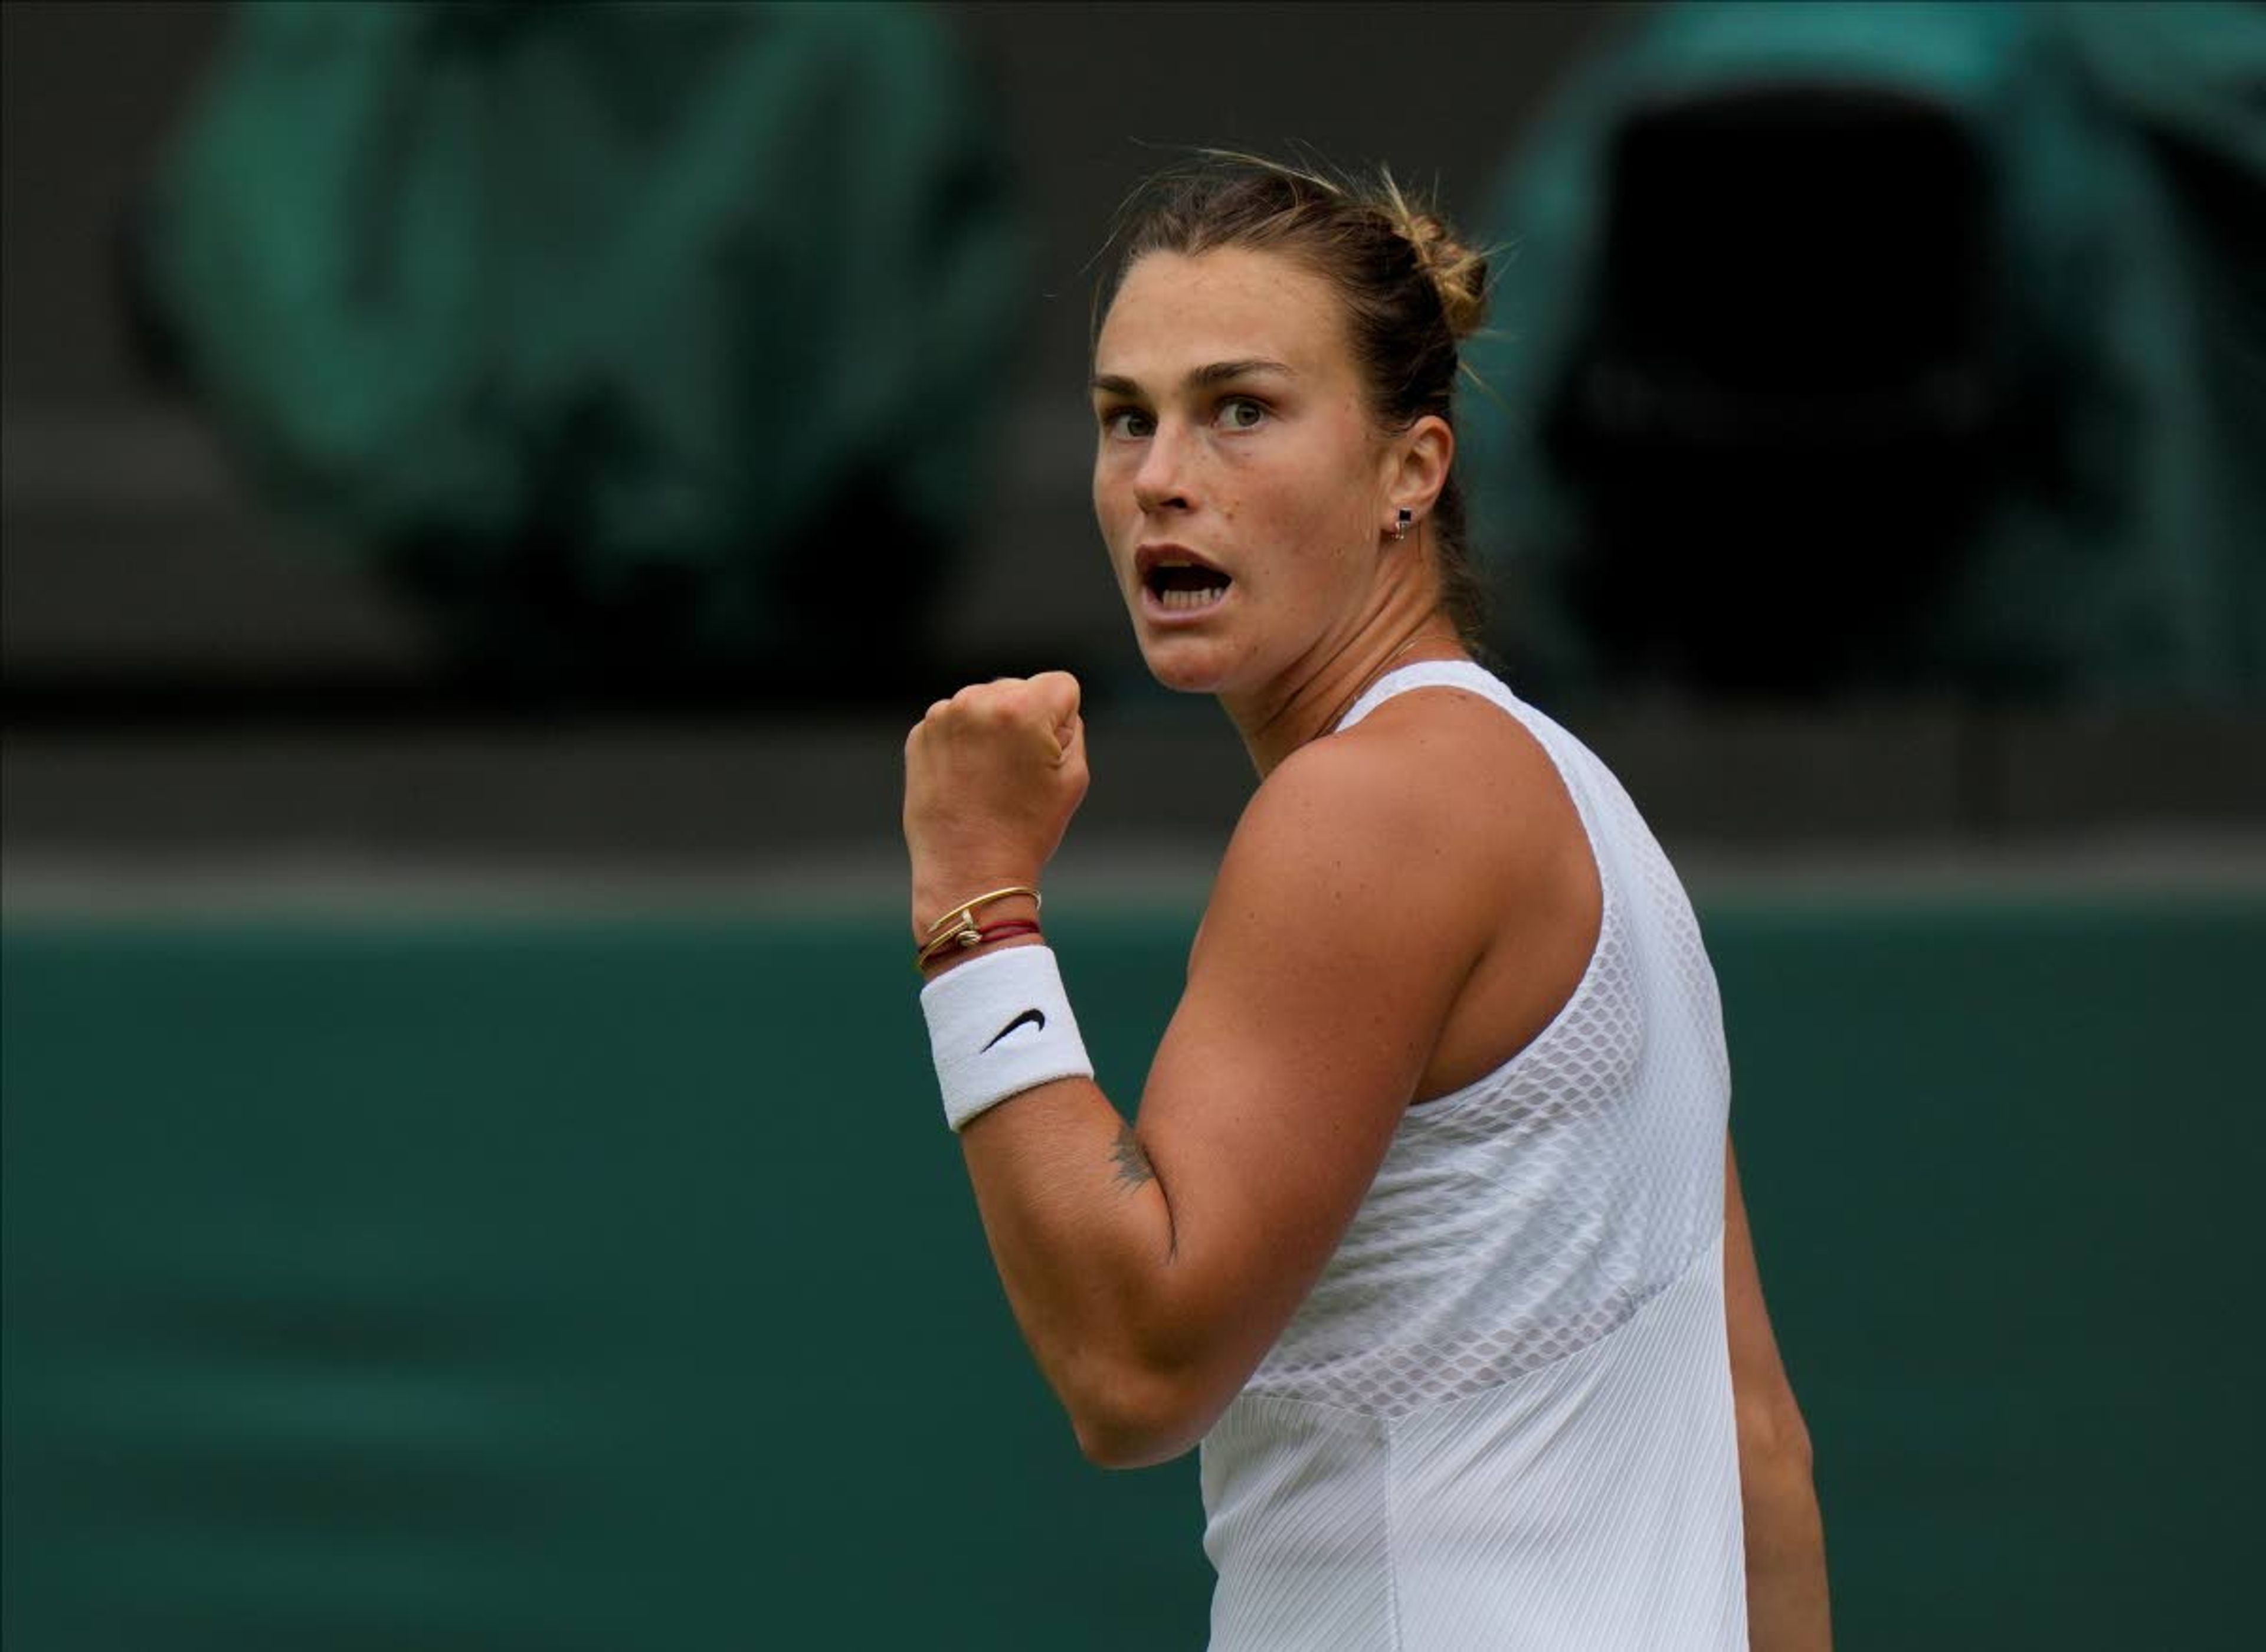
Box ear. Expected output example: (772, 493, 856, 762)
(1385, 414, 1455, 525)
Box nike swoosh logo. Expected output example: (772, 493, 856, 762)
(982, 1008, 1046, 1051)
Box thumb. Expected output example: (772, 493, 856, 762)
(1029, 671, 1083, 757)
(1052, 709, 1085, 768)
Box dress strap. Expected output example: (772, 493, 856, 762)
(1334, 659, 1520, 733)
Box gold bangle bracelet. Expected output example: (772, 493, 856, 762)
(915, 929, 973, 969)
(919, 884, 1040, 942)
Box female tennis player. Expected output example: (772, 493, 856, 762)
(903, 156, 1829, 1649)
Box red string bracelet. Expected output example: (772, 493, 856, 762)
(915, 917, 1044, 971)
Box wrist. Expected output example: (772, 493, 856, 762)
(909, 883, 1041, 945)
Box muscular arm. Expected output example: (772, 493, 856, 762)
(951, 733, 1493, 1464)
(1725, 1140, 1833, 1649)
(904, 672, 1655, 1480)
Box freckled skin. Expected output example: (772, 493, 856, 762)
(1091, 249, 1410, 732)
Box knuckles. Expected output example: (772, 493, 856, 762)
(908, 672, 1084, 762)
(928, 676, 1068, 726)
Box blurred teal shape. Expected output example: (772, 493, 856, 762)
(138, 1, 1029, 691)
(1462, 0, 2266, 704)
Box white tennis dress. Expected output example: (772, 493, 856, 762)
(1200, 661, 1747, 1650)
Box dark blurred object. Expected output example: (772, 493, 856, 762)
(1561, 84, 2003, 694)
(1464, 0, 2266, 704)
(126, 0, 1027, 702)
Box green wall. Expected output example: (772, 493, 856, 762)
(5, 891, 2259, 1649)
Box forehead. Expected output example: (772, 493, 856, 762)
(1095, 247, 1352, 383)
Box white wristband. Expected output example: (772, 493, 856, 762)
(920, 945, 1093, 1132)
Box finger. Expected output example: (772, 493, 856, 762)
(1050, 710, 1085, 765)
(1028, 668, 1081, 727)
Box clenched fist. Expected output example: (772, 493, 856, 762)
(903, 671, 1090, 938)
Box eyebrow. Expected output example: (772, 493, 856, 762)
(1089, 358, 1295, 399)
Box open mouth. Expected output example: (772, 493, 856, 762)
(1144, 561, 1233, 612)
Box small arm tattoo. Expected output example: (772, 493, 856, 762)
(1109, 1121, 1155, 1191)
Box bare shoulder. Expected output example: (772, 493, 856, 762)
(1172, 691, 1535, 1082)
(1209, 682, 1600, 1100)
(1191, 680, 1589, 1037)
(1345, 680, 1575, 811)
(1227, 681, 1580, 904)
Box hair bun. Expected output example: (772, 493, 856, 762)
(1406, 212, 1490, 343)
(1379, 182, 1489, 343)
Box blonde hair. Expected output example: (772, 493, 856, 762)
(1095, 152, 1494, 641)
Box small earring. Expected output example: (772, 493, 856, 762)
(1391, 509, 1413, 542)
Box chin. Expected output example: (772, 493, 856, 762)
(1136, 633, 1236, 696)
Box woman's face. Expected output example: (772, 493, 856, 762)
(1090, 247, 1398, 697)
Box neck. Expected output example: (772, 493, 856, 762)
(1227, 615, 1466, 776)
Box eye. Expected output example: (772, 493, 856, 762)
(1099, 405, 1154, 440)
(1216, 396, 1268, 431)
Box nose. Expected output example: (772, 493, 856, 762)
(1132, 418, 1193, 514)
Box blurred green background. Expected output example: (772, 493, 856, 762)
(8, 890, 2262, 1648)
